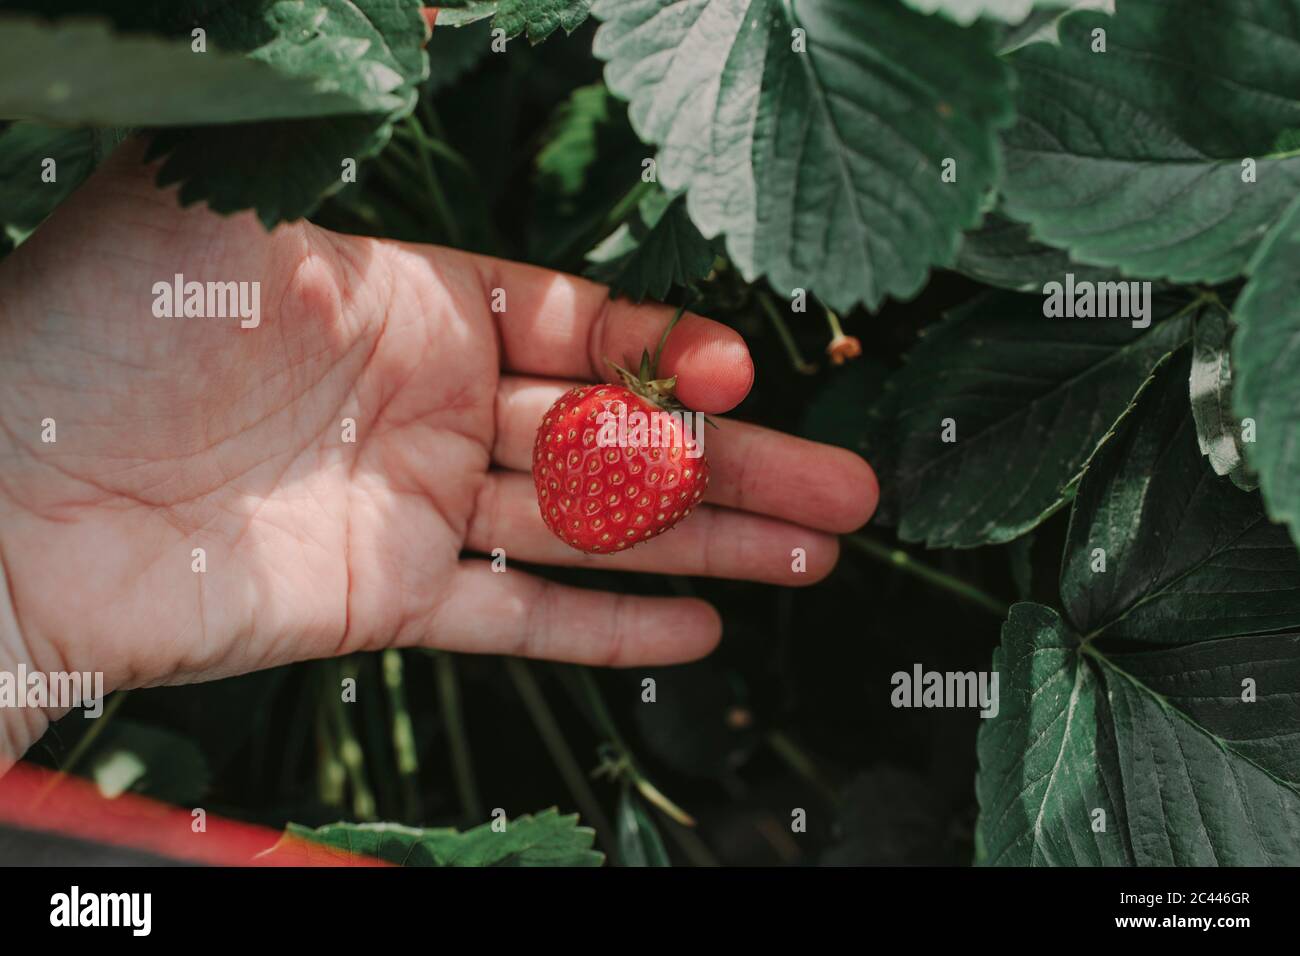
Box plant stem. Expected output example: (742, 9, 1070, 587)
(576, 667, 631, 752)
(757, 291, 817, 374)
(843, 534, 1010, 618)
(504, 659, 616, 851)
(382, 649, 422, 821)
(394, 120, 475, 176)
(315, 673, 346, 809)
(404, 115, 463, 246)
(575, 669, 696, 826)
(333, 659, 376, 820)
(434, 651, 482, 822)
(652, 303, 689, 373)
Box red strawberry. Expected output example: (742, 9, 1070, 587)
(532, 346, 709, 553)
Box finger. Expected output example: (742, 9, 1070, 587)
(494, 376, 879, 533)
(467, 471, 840, 585)
(420, 561, 722, 666)
(444, 247, 754, 414)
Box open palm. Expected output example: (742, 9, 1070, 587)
(0, 141, 877, 763)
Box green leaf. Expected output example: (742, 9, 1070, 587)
(954, 212, 1116, 293)
(439, 0, 593, 43)
(592, 0, 1015, 312)
(585, 189, 716, 301)
(1001, 0, 1300, 284)
(0, 122, 97, 247)
(900, 0, 1074, 26)
(1109, 633, 1300, 791)
(426, 20, 493, 91)
(530, 83, 647, 267)
(875, 291, 1197, 548)
(534, 83, 626, 197)
(977, 603, 1300, 865)
(976, 603, 1132, 866)
(1234, 196, 1300, 548)
(144, 0, 429, 226)
(1104, 640, 1300, 865)
(616, 787, 671, 866)
(1062, 350, 1300, 643)
(275, 808, 605, 866)
(1189, 302, 1256, 491)
(0, 15, 399, 125)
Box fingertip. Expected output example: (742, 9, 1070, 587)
(626, 597, 722, 667)
(660, 313, 754, 414)
(794, 532, 842, 586)
(837, 452, 880, 532)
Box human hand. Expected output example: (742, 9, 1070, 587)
(0, 140, 877, 765)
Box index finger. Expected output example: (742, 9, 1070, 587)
(453, 249, 755, 415)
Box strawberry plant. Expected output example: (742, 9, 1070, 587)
(2, 0, 1298, 868)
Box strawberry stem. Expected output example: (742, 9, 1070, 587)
(651, 302, 689, 378)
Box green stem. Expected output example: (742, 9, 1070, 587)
(652, 303, 689, 374)
(315, 675, 346, 809)
(601, 178, 655, 236)
(394, 120, 475, 177)
(435, 651, 482, 822)
(843, 534, 1010, 618)
(576, 668, 630, 753)
(333, 659, 376, 820)
(757, 291, 816, 375)
(505, 660, 616, 851)
(404, 115, 463, 246)
(575, 669, 695, 826)
(382, 649, 422, 821)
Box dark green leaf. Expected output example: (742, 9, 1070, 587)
(426, 19, 493, 91)
(975, 603, 1131, 866)
(1001, 0, 1300, 284)
(1104, 644, 1300, 865)
(145, 0, 429, 226)
(1062, 350, 1300, 643)
(901, 0, 1074, 25)
(1234, 196, 1300, 547)
(585, 190, 716, 301)
(616, 788, 671, 866)
(593, 0, 1015, 312)
(1109, 633, 1300, 789)
(954, 212, 1115, 293)
(977, 601, 1300, 865)
(0, 15, 400, 125)
(275, 808, 605, 866)
(0, 122, 97, 247)
(876, 291, 1197, 548)
(439, 0, 593, 43)
(530, 83, 646, 267)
